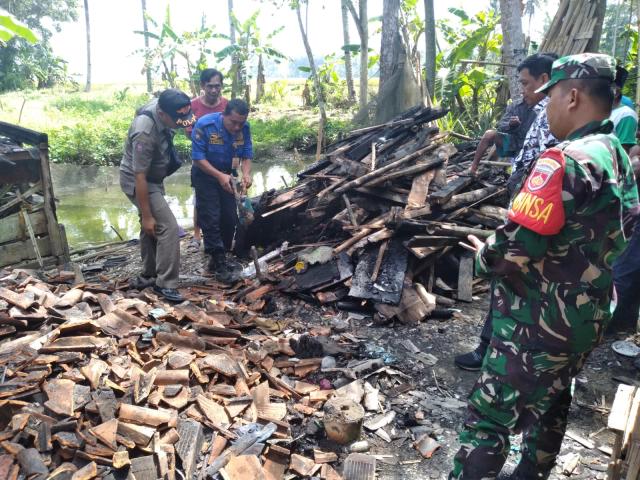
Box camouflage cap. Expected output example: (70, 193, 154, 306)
(535, 53, 616, 94)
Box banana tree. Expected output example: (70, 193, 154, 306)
(134, 6, 226, 95)
(215, 9, 287, 104)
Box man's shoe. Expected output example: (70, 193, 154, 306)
(153, 286, 184, 303)
(130, 275, 155, 289)
(454, 344, 487, 371)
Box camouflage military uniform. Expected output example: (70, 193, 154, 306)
(451, 54, 639, 479)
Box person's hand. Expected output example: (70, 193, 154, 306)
(242, 174, 252, 192)
(141, 215, 156, 237)
(467, 234, 485, 251)
(509, 116, 521, 128)
(217, 173, 234, 194)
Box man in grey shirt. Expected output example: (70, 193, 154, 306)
(120, 88, 195, 302)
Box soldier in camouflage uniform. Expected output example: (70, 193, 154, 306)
(450, 53, 639, 479)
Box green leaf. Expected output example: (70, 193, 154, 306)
(298, 66, 312, 72)
(342, 44, 361, 53)
(0, 14, 38, 44)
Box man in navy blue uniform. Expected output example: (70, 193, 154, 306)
(191, 99, 253, 282)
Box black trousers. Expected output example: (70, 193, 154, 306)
(192, 175, 238, 255)
(479, 282, 495, 346)
(611, 224, 640, 331)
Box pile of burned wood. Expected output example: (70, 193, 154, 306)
(247, 106, 509, 323)
(0, 268, 432, 480)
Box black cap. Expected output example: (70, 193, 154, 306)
(158, 88, 196, 128)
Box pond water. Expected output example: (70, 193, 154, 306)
(52, 155, 311, 249)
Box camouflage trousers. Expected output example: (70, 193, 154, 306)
(450, 338, 590, 479)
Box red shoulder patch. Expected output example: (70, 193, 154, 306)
(508, 148, 566, 235)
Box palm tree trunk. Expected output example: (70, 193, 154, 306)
(379, 0, 400, 95)
(358, 0, 368, 110)
(423, 0, 436, 98)
(341, 0, 356, 104)
(255, 54, 265, 103)
(228, 0, 240, 98)
(296, 4, 327, 160)
(499, 0, 525, 102)
(141, 0, 152, 93)
(83, 0, 91, 92)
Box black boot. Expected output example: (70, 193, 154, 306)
(454, 343, 488, 371)
(510, 458, 553, 480)
(208, 251, 236, 284)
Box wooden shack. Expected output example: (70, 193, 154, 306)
(0, 121, 69, 268)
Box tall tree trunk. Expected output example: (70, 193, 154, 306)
(296, 3, 327, 160)
(423, 0, 436, 99)
(141, 0, 152, 93)
(83, 0, 91, 92)
(341, 0, 356, 104)
(346, 0, 368, 109)
(228, 0, 240, 98)
(255, 54, 265, 103)
(379, 0, 400, 94)
(499, 0, 525, 102)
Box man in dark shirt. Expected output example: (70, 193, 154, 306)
(470, 54, 556, 174)
(191, 99, 253, 283)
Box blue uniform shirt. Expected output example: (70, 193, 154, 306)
(191, 112, 253, 179)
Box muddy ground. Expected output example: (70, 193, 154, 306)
(73, 235, 640, 480)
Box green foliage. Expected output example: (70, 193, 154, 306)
(0, 0, 77, 91)
(434, 7, 503, 137)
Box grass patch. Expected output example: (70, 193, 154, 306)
(0, 83, 354, 166)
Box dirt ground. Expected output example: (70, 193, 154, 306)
(75, 235, 640, 480)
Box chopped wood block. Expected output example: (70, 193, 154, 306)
(70, 461, 97, 480)
(118, 404, 176, 428)
(314, 449, 338, 464)
(263, 449, 288, 480)
(58, 320, 100, 336)
(44, 379, 75, 416)
(129, 455, 159, 480)
(168, 351, 195, 369)
(457, 253, 474, 303)
(202, 354, 238, 377)
(156, 331, 206, 352)
(96, 293, 115, 314)
(112, 450, 130, 469)
(48, 463, 78, 480)
(80, 358, 108, 389)
(175, 419, 204, 480)
(225, 398, 252, 419)
(609, 385, 637, 431)
(40, 336, 109, 353)
(197, 394, 230, 425)
(90, 419, 118, 450)
(0, 286, 35, 310)
(310, 390, 335, 402)
(245, 285, 274, 304)
(161, 386, 189, 410)
(252, 381, 270, 407)
(93, 389, 117, 422)
(16, 448, 48, 479)
(97, 308, 143, 338)
(293, 404, 317, 416)
(290, 454, 319, 477)
(154, 369, 190, 385)
(133, 368, 157, 404)
(294, 381, 320, 395)
(222, 454, 265, 480)
(116, 421, 155, 447)
(258, 403, 287, 422)
(208, 435, 228, 465)
(159, 428, 180, 446)
(55, 289, 84, 308)
(53, 431, 82, 449)
(321, 463, 343, 480)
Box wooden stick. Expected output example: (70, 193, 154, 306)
(371, 240, 389, 282)
(334, 140, 444, 194)
(342, 194, 359, 227)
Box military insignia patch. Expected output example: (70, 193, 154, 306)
(527, 156, 562, 191)
(508, 148, 566, 235)
(209, 133, 224, 145)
